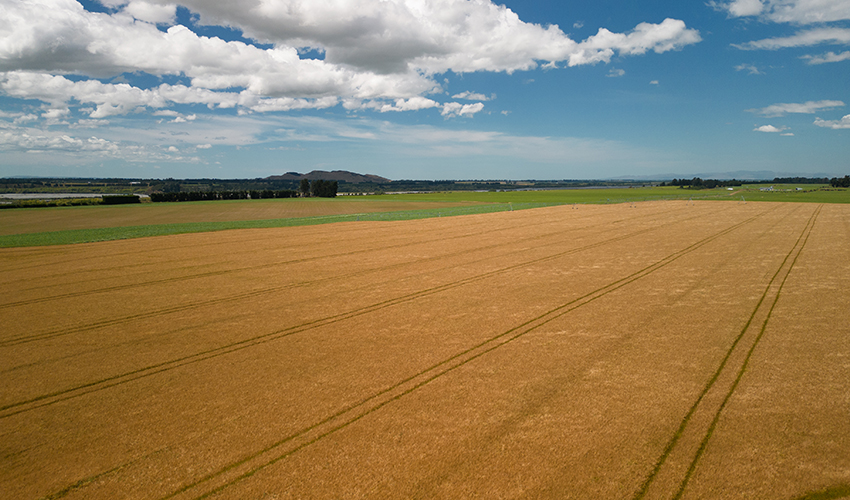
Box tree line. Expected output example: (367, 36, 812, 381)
(662, 176, 843, 189)
(301, 179, 338, 198)
(150, 189, 298, 202)
(830, 176, 850, 188)
(662, 178, 746, 189)
(149, 180, 338, 203)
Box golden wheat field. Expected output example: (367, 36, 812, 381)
(1, 201, 848, 500)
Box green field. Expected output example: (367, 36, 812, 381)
(372, 185, 847, 204)
(1, 186, 847, 248)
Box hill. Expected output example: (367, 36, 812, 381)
(266, 170, 391, 183)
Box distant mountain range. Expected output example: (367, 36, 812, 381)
(266, 170, 391, 183)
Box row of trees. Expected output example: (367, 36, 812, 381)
(300, 179, 338, 198)
(150, 180, 339, 202)
(830, 176, 850, 188)
(150, 190, 298, 202)
(663, 178, 744, 189)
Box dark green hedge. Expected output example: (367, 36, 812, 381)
(101, 195, 141, 205)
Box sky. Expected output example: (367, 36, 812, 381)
(0, 0, 848, 180)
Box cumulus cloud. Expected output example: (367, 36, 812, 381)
(754, 124, 789, 132)
(441, 102, 485, 118)
(566, 19, 701, 66)
(712, 0, 850, 23)
(0, 0, 701, 125)
(747, 100, 844, 117)
(347, 97, 442, 113)
(607, 68, 626, 77)
(801, 50, 850, 64)
(121, 1, 699, 75)
(123, 1, 177, 24)
(814, 114, 850, 129)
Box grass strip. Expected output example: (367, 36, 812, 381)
(0, 202, 558, 248)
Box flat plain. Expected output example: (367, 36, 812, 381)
(1, 200, 848, 499)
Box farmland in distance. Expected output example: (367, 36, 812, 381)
(1, 200, 848, 499)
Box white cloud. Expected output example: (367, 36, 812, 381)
(735, 27, 850, 50)
(735, 63, 764, 74)
(70, 119, 111, 128)
(747, 100, 844, 116)
(171, 114, 196, 123)
(196, 143, 212, 149)
(386, 97, 440, 112)
(713, 0, 850, 23)
(452, 91, 492, 101)
(0, 0, 438, 99)
(607, 68, 626, 77)
(0, 121, 195, 161)
(710, 0, 766, 17)
(141, 1, 699, 75)
(649, 80, 659, 85)
(13, 113, 40, 124)
(0, 0, 702, 82)
(0, 0, 701, 128)
(1, 72, 168, 117)
(814, 114, 850, 129)
(123, 1, 177, 24)
(441, 102, 485, 118)
(802, 50, 850, 64)
(754, 124, 789, 132)
(567, 19, 701, 66)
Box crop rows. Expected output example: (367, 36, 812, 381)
(1, 201, 847, 499)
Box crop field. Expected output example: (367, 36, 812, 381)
(2, 187, 847, 248)
(1, 200, 849, 499)
(0, 198, 491, 236)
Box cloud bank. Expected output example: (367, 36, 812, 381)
(0, 0, 701, 122)
(712, 0, 850, 24)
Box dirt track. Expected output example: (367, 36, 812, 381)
(1, 201, 848, 499)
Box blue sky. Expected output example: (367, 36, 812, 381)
(0, 0, 848, 180)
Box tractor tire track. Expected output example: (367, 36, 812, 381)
(1, 203, 731, 348)
(0, 209, 645, 346)
(0, 205, 762, 418)
(670, 204, 822, 500)
(154, 202, 771, 500)
(0, 202, 717, 308)
(631, 204, 822, 500)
